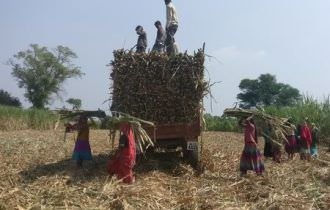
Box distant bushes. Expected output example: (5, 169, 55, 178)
(264, 96, 330, 146)
(203, 113, 239, 132)
(205, 96, 330, 147)
(0, 90, 21, 107)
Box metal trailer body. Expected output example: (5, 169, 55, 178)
(143, 116, 201, 167)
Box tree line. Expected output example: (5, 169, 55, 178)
(2, 44, 301, 112)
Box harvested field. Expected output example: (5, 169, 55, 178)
(0, 130, 329, 209)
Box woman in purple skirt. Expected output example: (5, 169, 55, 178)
(67, 115, 92, 167)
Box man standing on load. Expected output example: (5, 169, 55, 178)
(152, 20, 166, 53)
(135, 25, 147, 53)
(164, 0, 179, 55)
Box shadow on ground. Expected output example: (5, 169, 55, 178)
(19, 153, 110, 183)
(19, 151, 187, 184)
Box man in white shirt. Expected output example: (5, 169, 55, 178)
(164, 0, 178, 55)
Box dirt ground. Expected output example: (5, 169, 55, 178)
(0, 130, 329, 209)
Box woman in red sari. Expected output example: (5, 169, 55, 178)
(300, 119, 312, 161)
(107, 124, 136, 184)
(239, 116, 265, 176)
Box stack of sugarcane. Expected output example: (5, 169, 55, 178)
(223, 107, 292, 146)
(107, 112, 155, 154)
(109, 49, 208, 123)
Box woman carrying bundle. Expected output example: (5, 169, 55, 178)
(300, 118, 312, 161)
(239, 116, 264, 176)
(107, 123, 136, 184)
(284, 119, 297, 160)
(66, 114, 93, 168)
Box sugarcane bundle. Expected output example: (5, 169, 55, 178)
(108, 112, 155, 154)
(223, 107, 292, 146)
(55, 109, 106, 119)
(109, 49, 208, 123)
(53, 109, 106, 130)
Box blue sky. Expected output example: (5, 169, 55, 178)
(1, 0, 330, 115)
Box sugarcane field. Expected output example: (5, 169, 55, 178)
(1, 1, 330, 210)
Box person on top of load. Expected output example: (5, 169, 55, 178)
(152, 20, 166, 53)
(164, 0, 178, 55)
(135, 25, 147, 53)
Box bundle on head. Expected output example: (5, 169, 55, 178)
(54, 109, 106, 130)
(109, 49, 208, 123)
(56, 109, 106, 120)
(107, 113, 155, 154)
(223, 107, 293, 146)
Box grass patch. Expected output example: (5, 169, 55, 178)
(0, 105, 58, 131)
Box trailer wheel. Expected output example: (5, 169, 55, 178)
(183, 138, 200, 168)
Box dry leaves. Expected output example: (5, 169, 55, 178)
(0, 130, 329, 209)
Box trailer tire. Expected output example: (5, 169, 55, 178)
(183, 139, 200, 168)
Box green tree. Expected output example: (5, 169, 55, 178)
(8, 44, 83, 109)
(66, 98, 82, 110)
(0, 89, 21, 107)
(237, 74, 301, 108)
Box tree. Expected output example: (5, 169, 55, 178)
(237, 74, 301, 108)
(8, 44, 83, 109)
(0, 89, 21, 107)
(66, 98, 82, 110)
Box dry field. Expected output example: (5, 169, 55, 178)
(0, 130, 329, 210)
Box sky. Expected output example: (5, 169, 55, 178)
(1, 0, 330, 115)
